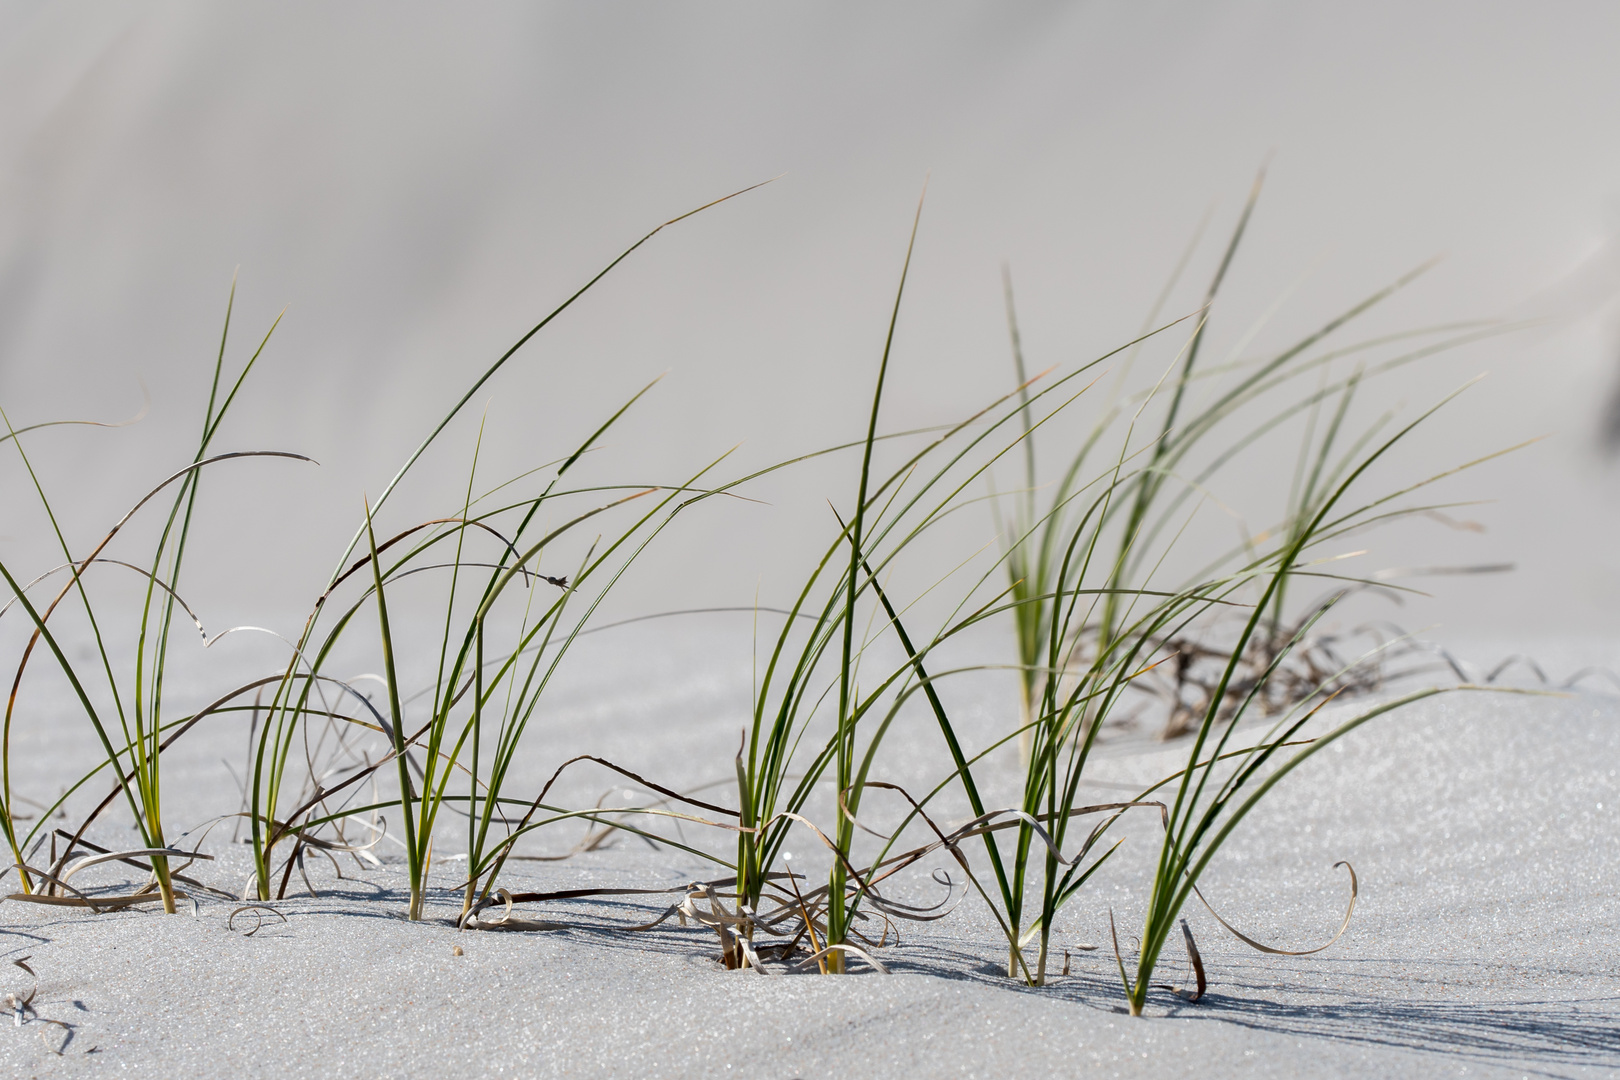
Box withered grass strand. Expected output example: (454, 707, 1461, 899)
(227, 904, 287, 937)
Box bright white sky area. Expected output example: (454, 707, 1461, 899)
(0, 1, 1618, 651)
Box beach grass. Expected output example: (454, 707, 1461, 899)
(0, 178, 1524, 1016)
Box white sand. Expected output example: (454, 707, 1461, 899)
(1, 631, 1617, 1078)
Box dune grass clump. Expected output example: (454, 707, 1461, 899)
(0, 177, 1522, 1015)
(726, 190, 1227, 977)
(0, 283, 305, 913)
(997, 174, 1520, 747)
(237, 184, 773, 915)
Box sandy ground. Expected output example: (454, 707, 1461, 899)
(0, 630, 1617, 1078)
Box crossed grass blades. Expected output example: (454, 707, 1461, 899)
(0, 178, 1519, 1011)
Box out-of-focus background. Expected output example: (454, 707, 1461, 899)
(1, 1, 1618, 657)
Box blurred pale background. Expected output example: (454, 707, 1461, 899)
(1, 1, 1618, 662)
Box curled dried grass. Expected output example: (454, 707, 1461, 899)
(1149, 919, 1206, 1002)
(1194, 860, 1358, 957)
(227, 905, 287, 937)
(7, 955, 36, 1018)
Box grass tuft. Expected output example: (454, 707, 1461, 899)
(0, 177, 1528, 1014)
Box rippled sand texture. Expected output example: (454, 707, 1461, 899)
(1, 632, 1616, 1079)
